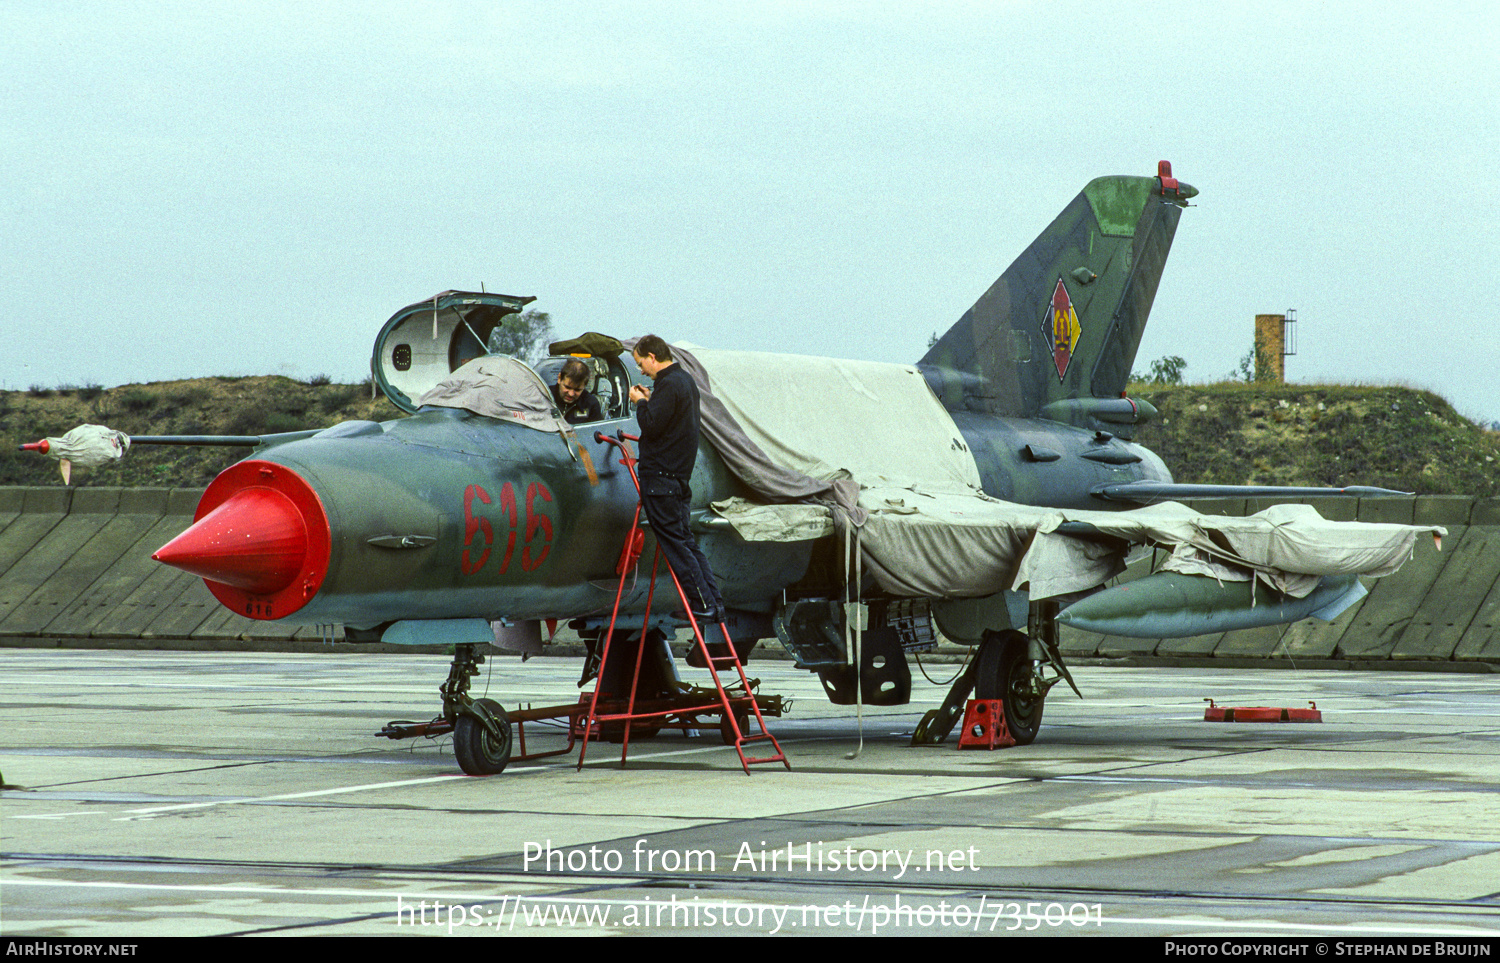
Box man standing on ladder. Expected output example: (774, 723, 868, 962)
(628, 335, 724, 624)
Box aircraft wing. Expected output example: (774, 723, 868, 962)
(714, 489, 1442, 600)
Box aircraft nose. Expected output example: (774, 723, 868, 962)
(154, 487, 307, 592)
(153, 460, 330, 619)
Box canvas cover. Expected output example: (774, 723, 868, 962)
(670, 345, 1444, 603)
(549, 332, 625, 357)
(654, 343, 866, 522)
(684, 347, 981, 493)
(43, 424, 131, 467)
(416, 356, 566, 432)
(856, 495, 1441, 600)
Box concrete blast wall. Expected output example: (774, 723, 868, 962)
(1, 487, 1498, 665)
(0, 487, 337, 646)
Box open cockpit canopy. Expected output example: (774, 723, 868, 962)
(373, 293, 636, 426)
(371, 291, 536, 414)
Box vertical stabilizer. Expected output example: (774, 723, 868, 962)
(919, 163, 1195, 426)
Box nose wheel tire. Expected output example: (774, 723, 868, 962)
(975, 630, 1044, 745)
(454, 698, 513, 775)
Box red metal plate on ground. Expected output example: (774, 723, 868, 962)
(1203, 703, 1323, 723)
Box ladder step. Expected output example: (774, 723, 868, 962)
(581, 484, 786, 774)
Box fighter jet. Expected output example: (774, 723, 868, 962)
(28, 163, 1440, 774)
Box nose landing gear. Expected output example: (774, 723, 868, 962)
(376, 642, 515, 775)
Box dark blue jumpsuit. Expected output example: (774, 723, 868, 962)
(634, 363, 724, 617)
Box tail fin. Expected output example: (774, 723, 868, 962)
(919, 162, 1195, 427)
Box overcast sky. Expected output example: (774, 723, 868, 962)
(6, 1, 1498, 424)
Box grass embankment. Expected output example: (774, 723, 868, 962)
(1127, 382, 1500, 497)
(0, 377, 402, 488)
(2, 377, 1497, 495)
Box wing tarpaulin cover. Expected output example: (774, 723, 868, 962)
(667, 344, 1444, 601)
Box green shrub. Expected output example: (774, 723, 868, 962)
(117, 388, 154, 412)
(263, 412, 311, 434)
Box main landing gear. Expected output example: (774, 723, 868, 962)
(974, 630, 1044, 745)
(912, 601, 1078, 747)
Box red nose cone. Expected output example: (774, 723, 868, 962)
(154, 488, 307, 593)
(155, 460, 330, 620)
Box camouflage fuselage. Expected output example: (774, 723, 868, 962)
(948, 412, 1172, 510)
(241, 407, 810, 627)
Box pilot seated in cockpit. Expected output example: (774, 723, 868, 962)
(550, 357, 604, 425)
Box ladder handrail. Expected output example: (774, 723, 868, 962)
(579, 431, 788, 774)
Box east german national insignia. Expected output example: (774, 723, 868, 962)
(1045, 278, 1081, 380)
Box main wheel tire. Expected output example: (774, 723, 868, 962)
(975, 630, 1044, 745)
(454, 698, 512, 775)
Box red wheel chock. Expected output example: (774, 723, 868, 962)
(958, 699, 1016, 749)
(1203, 699, 1323, 723)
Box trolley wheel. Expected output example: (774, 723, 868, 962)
(975, 630, 1044, 745)
(602, 719, 662, 743)
(454, 698, 512, 776)
(720, 710, 749, 745)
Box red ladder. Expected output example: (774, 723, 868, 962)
(580, 431, 789, 775)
